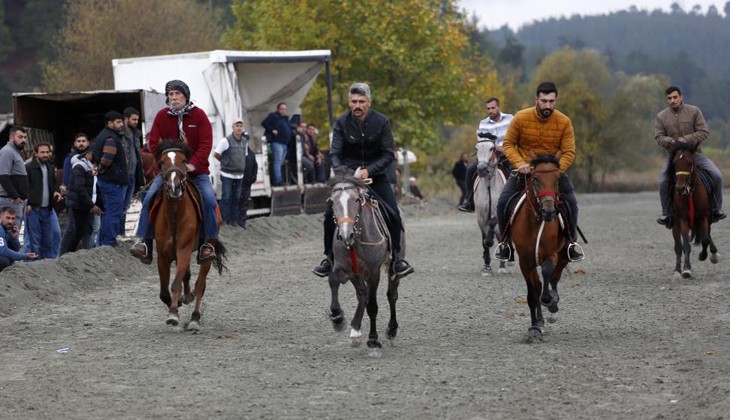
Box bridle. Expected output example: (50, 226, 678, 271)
(674, 152, 695, 197)
(160, 148, 188, 199)
(526, 166, 560, 219)
(330, 183, 366, 248)
(476, 139, 497, 180)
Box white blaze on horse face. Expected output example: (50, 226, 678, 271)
(167, 151, 176, 165)
(170, 171, 177, 184)
(339, 192, 350, 220)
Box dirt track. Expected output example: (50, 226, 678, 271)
(1, 191, 729, 420)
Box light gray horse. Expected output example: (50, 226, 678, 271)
(327, 169, 404, 357)
(474, 136, 508, 275)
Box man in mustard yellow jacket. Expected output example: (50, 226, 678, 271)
(495, 82, 584, 262)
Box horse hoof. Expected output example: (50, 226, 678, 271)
(166, 315, 179, 326)
(498, 267, 507, 274)
(547, 311, 559, 324)
(350, 329, 362, 347)
(368, 348, 383, 358)
(332, 320, 348, 332)
(526, 327, 543, 343)
(699, 252, 708, 262)
(673, 271, 681, 279)
(681, 270, 692, 279)
(481, 265, 492, 276)
(187, 321, 201, 331)
(386, 327, 398, 340)
(710, 253, 720, 264)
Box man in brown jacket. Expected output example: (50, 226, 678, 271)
(655, 86, 724, 227)
(495, 82, 583, 262)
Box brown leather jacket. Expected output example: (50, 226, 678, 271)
(654, 103, 709, 152)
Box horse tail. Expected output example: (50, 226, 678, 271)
(213, 239, 228, 275)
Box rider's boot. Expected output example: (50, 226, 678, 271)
(312, 255, 333, 278)
(712, 209, 726, 223)
(392, 253, 415, 279)
(567, 242, 585, 262)
(198, 238, 217, 263)
(130, 238, 153, 265)
(457, 193, 475, 213)
(656, 214, 673, 228)
(494, 242, 511, 261)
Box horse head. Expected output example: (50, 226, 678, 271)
(156, 140, 192, 199)
(672, 147, 695, 197)
(528, 150, 562, 222)
(476, 130, 497, 178)
(328, 168, 368, 249)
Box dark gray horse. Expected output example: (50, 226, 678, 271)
(474, 137, 508, 275)
(327, 168, 404, 357)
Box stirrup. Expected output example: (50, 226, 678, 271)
(494, 242, 511, 262)
(130, 241, 152, 264)
(567, 242, 585, 262)
(197, 243, 216, 263)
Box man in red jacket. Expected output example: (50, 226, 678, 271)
(130, 80, 218, 263)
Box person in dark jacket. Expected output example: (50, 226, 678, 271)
(24, 142, 61, 259)
(214, 118, 249, 225)
(238, 142, 258, 229)
(91, 111, 128, 247)
(261, 103, 291, 186)
(0, 126, 29, 231)
(62, 149, 103, 254)
(119, 107, 145, 236)
(0, 206, 36, 270)
(59, 133, 90, 253)
(452, 153, 468, 206)
(312, 83, 414, 279)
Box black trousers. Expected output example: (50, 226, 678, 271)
(323, 174, 402, 258)
(63, 207, 94, 254)
(496, 173, 578, 240)
(0, 256, 12, 271)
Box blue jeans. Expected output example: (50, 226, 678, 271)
(51, 209, 60, 257)
(26, 206, 54, 259)
(97, 179, 128, 246)
(119, 174, 136, 236)
(136, 174, 218, 240)
(89, 214, 101, 249)
(272, 142, 287, 185)
(220, 175, 243, 225)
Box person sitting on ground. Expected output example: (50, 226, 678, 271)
(0, 206, 36, 271)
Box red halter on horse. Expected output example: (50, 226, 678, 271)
(153, 140, 226, 331)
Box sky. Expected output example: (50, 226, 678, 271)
(459, 0, 726, 30)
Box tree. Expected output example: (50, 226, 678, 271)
(224, 0, 501, 153)
(0, 0, 13, 62)
(42, 0, 224, 91)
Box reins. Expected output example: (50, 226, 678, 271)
(674, 153, 696, 228)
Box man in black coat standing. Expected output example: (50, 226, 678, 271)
(312, 83, 414, 279)
(452, 152, 469, 207)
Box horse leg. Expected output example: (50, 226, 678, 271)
(180, 269, 194, 305)
(708, 224, 720, 264)
(546, 255, 567, 323)
(491, 219, 508, 273)
(481, 231, 492, 276)
(672, 225, 683, 278)
(680, 220, 692, 278)
(366, 275, 382, 357)
(328, 268, 347, 332)
(349, 276, 368, 347)
(157, 255, 172, 309)
(386, 275, 400, 340)
(520, 258, 544, 343)
(167, 254, 190, 326)
(540, 257, 558, 308)
(188, 261, 211, 332)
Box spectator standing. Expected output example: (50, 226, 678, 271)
(62, 149, 103, 254)
(60, 133, 91, 253)
(214, 118, 249, 226)
(91, 111, 129, 247)
(24, 142, 61, 259)
(0, 206, 36, 271)
(119, 108, 144, 236)
(47, 143, 62, 257)
(261, 102, 291, 186)
(452, 152, 469, 206)
(238, 138, 258, 229)
(409, 177, 425, 205)
(302, 124, 326, 183)
(0, 127, 29, 230)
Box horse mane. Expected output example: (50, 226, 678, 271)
(531, 154, 560, 167)
(155, 140, 193, 160)
(327, 173, 368, 189)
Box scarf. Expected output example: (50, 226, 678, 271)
(167, 101, 196, 142)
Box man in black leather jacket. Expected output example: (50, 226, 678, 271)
(312, 83, 414, 279)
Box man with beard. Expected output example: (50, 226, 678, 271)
(0, 126, 30, 230)
(130, 80, 218, 264)
(91, 111, 129, 247)
(24, 142, 61, 259)
(655, 85, 725, 227)
(0, 206, 36, 271)
(494, 82, 584, 262)
(261, 102, 291, 186)
(60, 133, 92, 253)
(458, 97, 513, 213)
(119, 107, 144, 236)
(312, 83, 414, 279)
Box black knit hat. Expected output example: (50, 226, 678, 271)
(165, 80, 190, 103)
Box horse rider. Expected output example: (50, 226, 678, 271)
(130, 80, 219, 264)
(458, 97, 513, 213)
(655, 85, 725, 227)
(312, 83, 414, 279)
(494, 82, 584, 262)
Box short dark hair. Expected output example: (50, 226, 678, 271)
(666, 86, 682, 96)
(9, 126, 27, 137)
(485, 97, 500, 106)
(123, 107, 140, 119)
(34, 142, 52, 153)
(307, 124, 316, 129)
(105, 111, 123, 124)
(74, 133, 88, 141)
(0, 205, 16, 215)
(536, 82, 558, 97)
(276, 102, 286, 111)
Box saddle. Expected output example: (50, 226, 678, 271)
(362, 193, 392, 253)
(501, 175, 572, 241)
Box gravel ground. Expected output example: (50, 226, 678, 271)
(1, 192, 729, 420)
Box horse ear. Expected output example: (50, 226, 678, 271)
(528, 149, 537, 160)
(555, 150, 562, 161)
(353, 167, 362, 179)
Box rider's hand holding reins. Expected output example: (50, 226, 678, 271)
(518, 163, 532, 174)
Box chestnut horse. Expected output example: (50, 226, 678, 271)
(154, 141, 226, 331)
(671, 147, 719, 278)
(511, 151, 570, 342)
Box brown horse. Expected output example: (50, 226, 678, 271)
(154, 140, 226, 331)
(511, 151, 570, 342)
(671, 148, 719, 278)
